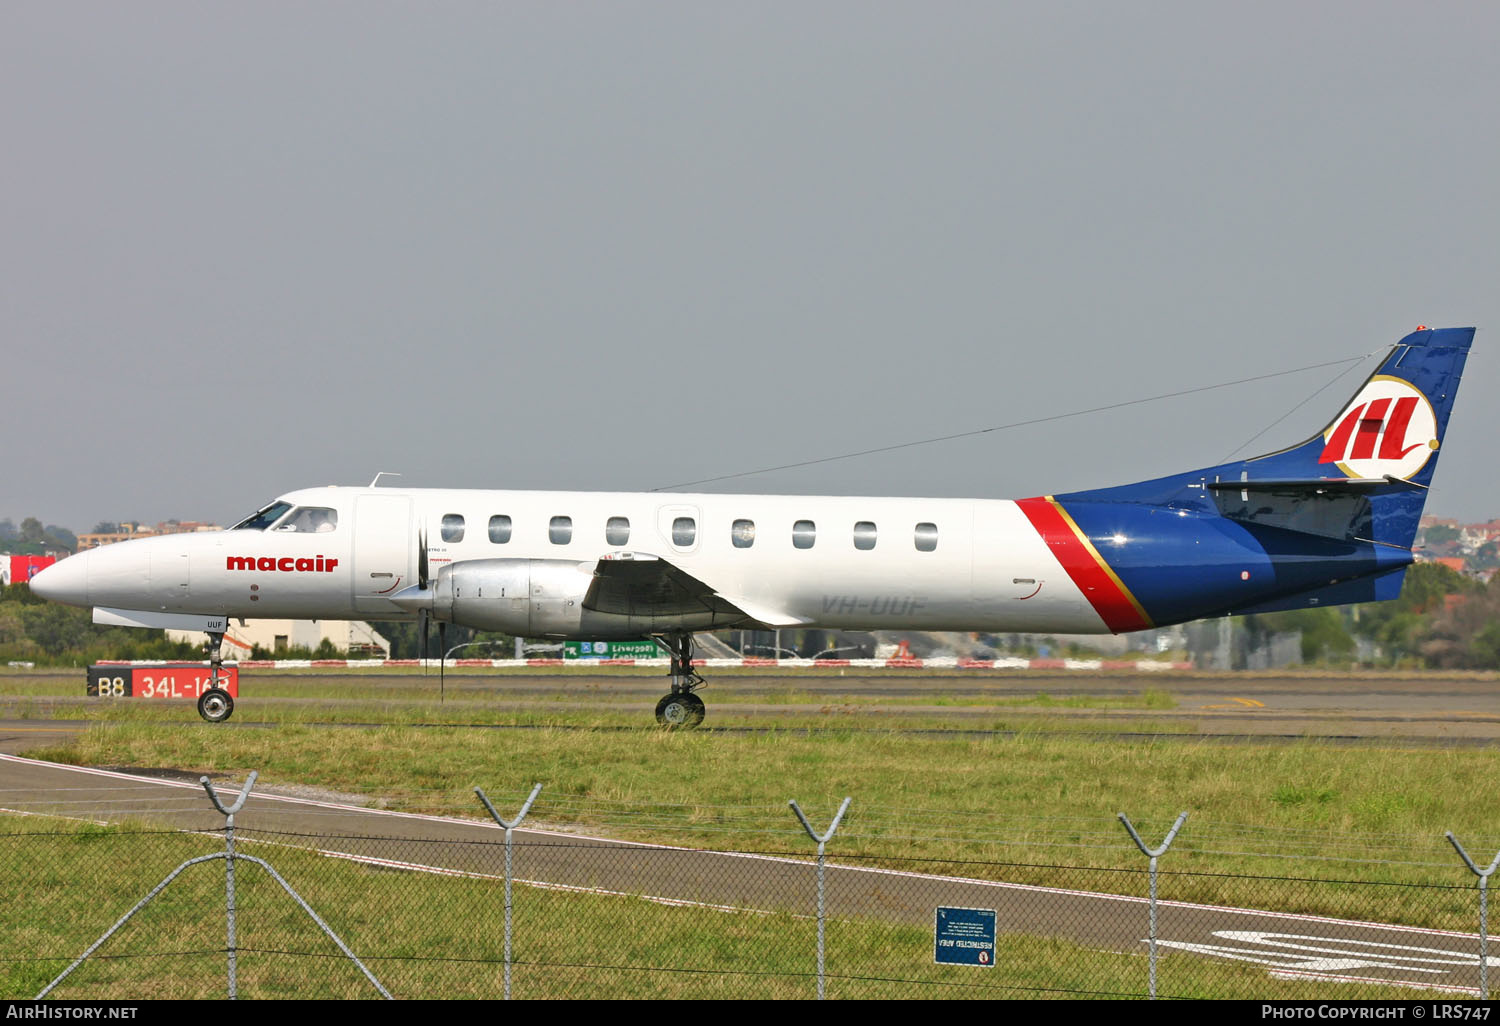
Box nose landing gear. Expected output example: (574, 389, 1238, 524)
(654, 633, 706, 729)
(197, 630, 235, 723)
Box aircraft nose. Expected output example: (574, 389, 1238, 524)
(28, 551, 90, 607)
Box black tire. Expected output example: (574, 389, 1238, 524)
(198, 688, 234, 723)
(654, 692, 706, 729)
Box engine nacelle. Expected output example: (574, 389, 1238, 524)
(427, 558, 726, 638)
(411, 558, 744, 636)
(425, 558, 586, 636)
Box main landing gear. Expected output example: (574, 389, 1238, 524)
(654, 633, 706, 729)
(197, 630, 235, 723)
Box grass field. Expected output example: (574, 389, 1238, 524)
(0, 815, 1463, 1001)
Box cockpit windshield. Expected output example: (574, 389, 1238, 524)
(274, 507, 339, 533)
(230, 501, 294, 531)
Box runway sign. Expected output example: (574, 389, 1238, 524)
(88, 664, 239, 699)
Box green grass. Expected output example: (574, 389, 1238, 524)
(10, 669, 1500, 936)
(0, 815, 1463, 1001)
(21, 721, 1500, 924)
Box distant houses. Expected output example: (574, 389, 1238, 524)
(1416, 515, 1500, 582)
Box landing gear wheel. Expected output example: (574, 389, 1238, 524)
(655, 692, 705, 729)
(652, 632, 708, 728)
(198, 688, 234, 723)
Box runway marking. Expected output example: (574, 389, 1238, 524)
(1155, 931, 1484, 996)
(1267, 968, 1474, 996)
(1201, 697, 1265, 709)
(0, 806, 110, 827)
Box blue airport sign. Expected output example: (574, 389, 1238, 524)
(934, 906, 996, 967)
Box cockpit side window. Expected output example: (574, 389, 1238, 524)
(231, 501, 293, 531)
(275, 507, 339, 533)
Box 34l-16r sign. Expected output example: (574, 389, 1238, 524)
(87, 665, 239, 699)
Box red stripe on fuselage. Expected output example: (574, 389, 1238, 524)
(1015, 496, 1153, 633)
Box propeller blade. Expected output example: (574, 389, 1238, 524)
(418, 528, 430, 591)
(438, 621, 448, 700)
(418, 608, 429, 676)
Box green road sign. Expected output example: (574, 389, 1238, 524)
(563, 640, 662, 659)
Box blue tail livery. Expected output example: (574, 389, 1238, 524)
(1032, 326, 1474, 629)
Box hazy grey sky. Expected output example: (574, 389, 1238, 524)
(4, 2, 1497, 530)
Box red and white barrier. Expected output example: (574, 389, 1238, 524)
(118, 657, 1194, 671)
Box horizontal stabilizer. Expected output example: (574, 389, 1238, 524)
(1205, 476, 1426, 495)
(1206, 478, 1422, 544)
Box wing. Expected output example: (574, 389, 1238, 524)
(583, 553, 810, 628)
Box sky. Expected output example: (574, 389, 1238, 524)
(4, 3, 1498, 531)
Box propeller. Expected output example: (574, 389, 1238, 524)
(418, 528, 430, 674)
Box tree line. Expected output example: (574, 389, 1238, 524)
(1239, 562, 1500, 668)
(0, 518, 77, 556)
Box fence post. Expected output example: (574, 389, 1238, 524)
(198, 772, 257, 1000)
(1118, 810, 1188, 1000)
(789, 796, 851, 1000)
(476, 783, 544, 1000)
(39, 770, 389, 1000)
(1446, 832, 1500, 999)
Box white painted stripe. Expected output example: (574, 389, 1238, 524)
(1268, 967, 1478, 996)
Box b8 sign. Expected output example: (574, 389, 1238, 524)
(88, 665, 239, 699)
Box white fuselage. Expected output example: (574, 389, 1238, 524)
(38, 485, 1115, 636)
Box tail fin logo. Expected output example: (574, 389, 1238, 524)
(1318, 375, 1439, 480)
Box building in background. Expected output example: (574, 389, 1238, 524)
(1, 554, 57, 586)
(167, 619, 391, 659)
(76, 521, 221, 551)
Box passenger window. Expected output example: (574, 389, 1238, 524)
(853, 521, 877, 550)
(550, 516, 573, 545)
(277, 507, 339, 533)
(731, 519, 756, 548)
(488, 515, 512, 544)
(793, 520, 816, 549)
(441, 514, 465, 543)
(914, 522, 938, 552)
(606, 516, 630, 546)
(672, 517, 697, 547)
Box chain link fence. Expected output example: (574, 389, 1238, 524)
(2, 778, 1497, 1000)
